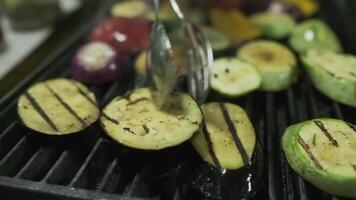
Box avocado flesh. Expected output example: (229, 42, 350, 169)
(302, 50, 356, 107)
(289, 19, 342, 54)
(100, 88, 203, 150)
(282, 118, 356, 198)
(238, 40, 297, 92)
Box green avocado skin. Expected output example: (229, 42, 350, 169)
(289, 19, 342, 54)
(301, 55, 356, 108)
(282, 119, 356, 199)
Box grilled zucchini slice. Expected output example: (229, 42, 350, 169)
(210, 58, 261, 97)
(17, 79, 99, 135)
(302, 50, 356, 107)
(191, 102, 256, 170)
(100, 88, 203, 150)
(250, 12, 296, 39)
(282, 118, 356, 198)
(237, 40, 297, 91)
(289, 19, 342, 54)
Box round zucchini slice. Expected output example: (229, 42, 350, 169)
(170, 26, 230, 52)
(282, 118, 356, 198)
(289, 19, 342, 54)
(210, 57, 261, 97)
(191, 102, 256, 170)
(17, 78, 100, 135)
(250, 12, 296, 39)
(301, 50, 356, 107)
(100, 88, 203, 150)
(237, 40, 297, 91)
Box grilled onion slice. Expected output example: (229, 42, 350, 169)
(17, 78, 100, 135)
(100, 88, 203, 150)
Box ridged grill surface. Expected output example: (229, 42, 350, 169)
(0, 3, 355, 200)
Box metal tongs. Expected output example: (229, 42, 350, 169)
(147, 0, 213, 107)
(169, 0, 213, 104)
(147, 0, 179, 108)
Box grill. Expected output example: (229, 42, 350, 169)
(0, 1, 355, 200)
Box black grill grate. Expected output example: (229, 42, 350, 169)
(0, 4, 355, 200)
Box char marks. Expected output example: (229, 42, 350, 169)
(202, 120, 222, 169)
(71, 81, 97, 106)
(101, 112, 120, 125)
(347, 123, 356, 133)
(24, 92, 59, 132)
(314, 120, 339, 147)
(298, 136, 324, 170)
(45, 83, 87, 128)
(351, 164, 356, 171)
(219, 103, 250, 166)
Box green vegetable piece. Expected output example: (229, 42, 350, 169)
(302, 49, 356, 107)
(17, 79, 100, 135)
(282, 118, 356, 199)
(250, 12, 296, 39)
(210, 57, 261, 97)
(100, 88, 203, 150)
(289, 19, 342, 54)
(237, 40, 297, 91)
(191, 102, 256, 170)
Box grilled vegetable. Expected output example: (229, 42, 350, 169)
(17, 79, 100, 135)
(188, 102, 264, 200)
(192, 103, 256, 170)
(183, 142, 264, 200)
(289, 19, 342, 54)
(237, 40, 297, 91)
(71, 42, 128, 85)
(171, 26, 230, 52)
(250, 12, 295, 39)
(90, 17, 151, 55)
(209, 9, 262, 44)
(134, 46, 188, 76)
(282, 118, 356, 198)
(301, 50, 356, 107)
(100, 88, 203, 150)
(210, 58, 261, 97)
(111, 0, 154, 19)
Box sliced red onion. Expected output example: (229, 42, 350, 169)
(71, 42, 128, 85)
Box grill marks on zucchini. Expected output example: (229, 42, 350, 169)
(192, 103, 256, 170)
(219, 103, 250, 166)
(100, 88, 203, 150)
(282, 118, 356, 198)
(314, 120, 338, 147)
(297, 135, 324, 170)
(302, 50, 356, 107)
(23, 91, 59, 132)
(18, 79, 100, 135)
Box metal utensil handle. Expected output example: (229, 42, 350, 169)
(169, 0, 185, 21)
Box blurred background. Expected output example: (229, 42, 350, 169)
(0, 0, 355, 95)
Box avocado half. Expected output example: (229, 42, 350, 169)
(282, 118, 356, 198)
(301, 49, 356, 108)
